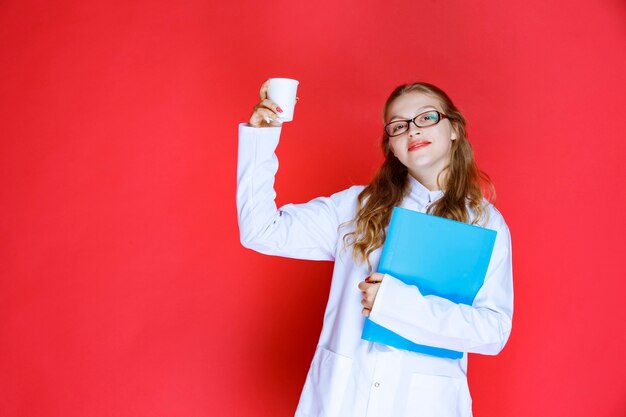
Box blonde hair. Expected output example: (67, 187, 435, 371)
(344, 82, 494, 267)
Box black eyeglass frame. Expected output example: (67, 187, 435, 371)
(384, 110, 449, 137)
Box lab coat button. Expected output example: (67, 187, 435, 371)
(374, 382, 380, 388)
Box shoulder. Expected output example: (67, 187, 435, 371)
(316, 185, 366, 224)
(290, 185, 365, 214)
(330, 185, 366, 202)
(481, 201, 511, 238)
(330, 184, 366, 208)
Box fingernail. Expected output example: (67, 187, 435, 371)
(276, 106, 283, 113)
(264, 116, 271, 123)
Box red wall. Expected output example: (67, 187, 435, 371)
(1, 1, 625, 416)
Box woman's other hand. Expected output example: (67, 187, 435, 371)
(358, 272, 384, 317)
(249, 79, 285, 127)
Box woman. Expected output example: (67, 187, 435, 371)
(237, 80, 513, 417)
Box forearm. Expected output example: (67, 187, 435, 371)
(236, 123, 283, 249)
(369, 222, 514, 355)
(370, 274, 512, 355)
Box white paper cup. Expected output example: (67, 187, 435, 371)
(267, 78, 299, 122)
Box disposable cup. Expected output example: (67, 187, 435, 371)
(267, 78, 299, 122)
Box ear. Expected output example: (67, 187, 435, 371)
(450, 125, 459, 141)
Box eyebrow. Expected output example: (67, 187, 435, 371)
(388, 106, 438, 122)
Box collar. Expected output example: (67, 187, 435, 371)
(407, 174, 444, 205)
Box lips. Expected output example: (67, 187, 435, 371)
(408, 140, 431, 152)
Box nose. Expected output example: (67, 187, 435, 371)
(407, 121, 422, 137)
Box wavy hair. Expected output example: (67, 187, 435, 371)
(343, 82, 494, 267)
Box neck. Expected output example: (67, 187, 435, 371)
(409, 170, 446, 192)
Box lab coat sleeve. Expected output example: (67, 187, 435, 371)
(368, 216, 514, 355)
(236, 123, 358, 261)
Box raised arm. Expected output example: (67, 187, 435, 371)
(237, 81, 361, 261)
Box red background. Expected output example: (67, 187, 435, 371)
(1, 1, 625, 416)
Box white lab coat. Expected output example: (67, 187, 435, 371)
(236, 124, 513, 417)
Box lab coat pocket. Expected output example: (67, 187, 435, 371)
(403, 373, 472, 417)
(298, 346, 353, 417)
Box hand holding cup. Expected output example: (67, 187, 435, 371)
(249, 78, 299, 127)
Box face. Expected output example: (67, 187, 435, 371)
(386, 91, 457, 190)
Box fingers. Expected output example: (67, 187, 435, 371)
(361, 292, 374, 310)
(259, 79, 271, 100)
(250, 107, 282, 127)
(249, 99, 284, 127)
(359, 282, 379, 309)
(358, 279, 380, 294)
(368, 272, 384, 282)
(258, 98, 283, 114)
(359, 273, 384, 316)
(251, 80, 291, 127)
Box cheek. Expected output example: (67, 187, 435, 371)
(389, 139, 401, 156)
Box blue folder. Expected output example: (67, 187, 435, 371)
(361, 207, 497, 359)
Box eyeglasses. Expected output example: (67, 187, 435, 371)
(384, 110, 448, 137)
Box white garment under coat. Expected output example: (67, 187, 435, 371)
(236, 123, 514, 417)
